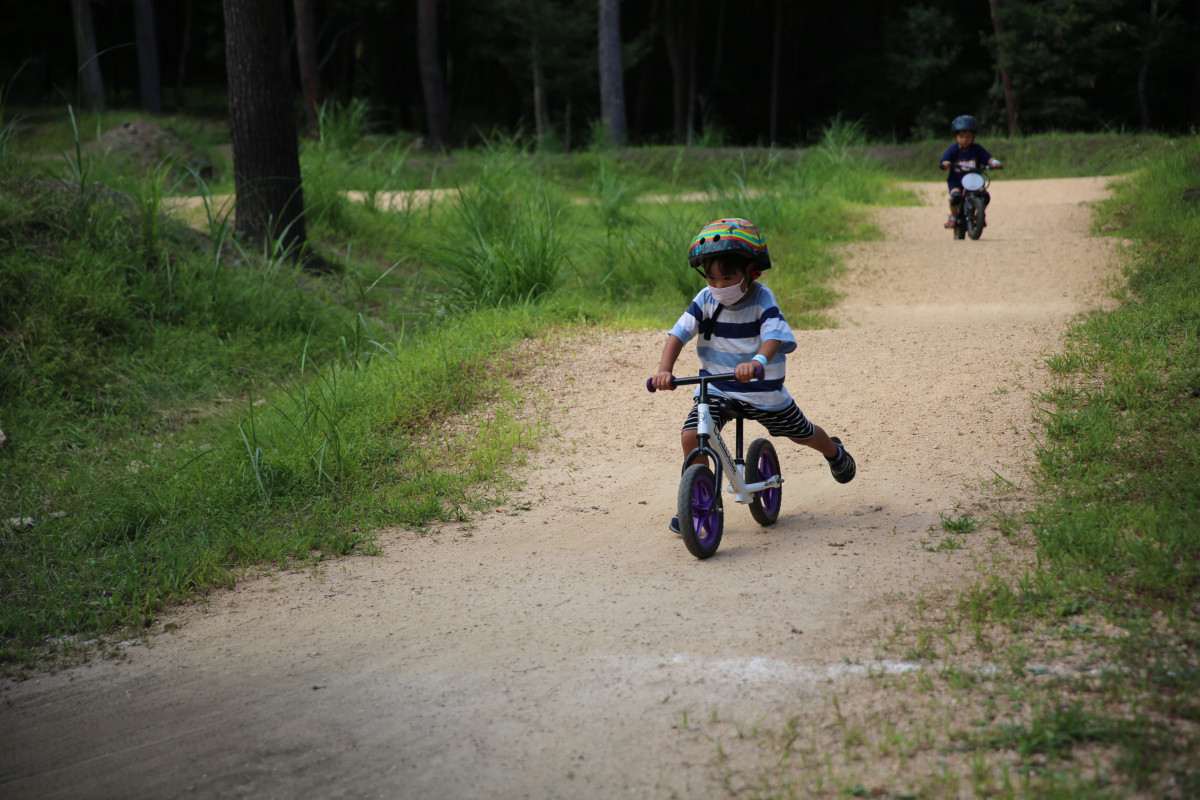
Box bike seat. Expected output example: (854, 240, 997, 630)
(695, 395, 744, 418)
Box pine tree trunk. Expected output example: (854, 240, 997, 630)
(294, 0, 323, 137)
(532, 39, 549, 151)
(1193, 0, 1200, 126)
(133, 0, 163, 115)
(71, 0, 105, 112)
(222, 0, 308, 263)
(989, 0, 1018, 135)
(663, 0, 688, 144)
(416, 0, 450, 151)
(769, 0, 782, 145)
(684, 14, 695, 146)
(1136, 0, 1160, 131)
(598, 0, 628, 147)
(174, 0, 192, 110)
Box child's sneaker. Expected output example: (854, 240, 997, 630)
(944, 215, 957, 228)
(669, 516, 681, 535)
(827, 437, 856, 484)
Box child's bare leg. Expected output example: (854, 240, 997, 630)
(790, 425, 839, 459)
(681, 429, 711, 470)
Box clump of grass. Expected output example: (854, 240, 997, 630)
(435, 136, 570, 307)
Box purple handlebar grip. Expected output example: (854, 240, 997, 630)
(754, 362, 764, 381)
(647, 376, 679, 392)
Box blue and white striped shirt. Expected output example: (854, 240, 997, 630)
(668, 282, 797, 410)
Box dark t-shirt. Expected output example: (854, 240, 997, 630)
(940, 142, 993, 190)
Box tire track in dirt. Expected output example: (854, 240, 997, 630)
(0, 178, 1119, 799)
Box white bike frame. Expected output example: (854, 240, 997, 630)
(694, 398, 784, 505)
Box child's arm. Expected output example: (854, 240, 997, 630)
(733, 339, 782, 383)
(652, 334, 685, 391)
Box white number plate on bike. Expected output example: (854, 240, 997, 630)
(962, 173, 985, 191)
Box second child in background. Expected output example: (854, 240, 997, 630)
(940, 114, 1001, 228)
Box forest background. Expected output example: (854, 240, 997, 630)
(6, 0, 1200, 150)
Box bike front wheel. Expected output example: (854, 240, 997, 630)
(966, 196, 985, 239)
(678, 463, 723, 559)
(745, 438, 782, 526)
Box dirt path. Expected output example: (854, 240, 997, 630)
(1, 178, 1120, 799)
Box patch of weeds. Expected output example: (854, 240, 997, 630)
(968, 703, 1135, 764)
(940, 511, 979, 533)
(923, 533, 966, 552)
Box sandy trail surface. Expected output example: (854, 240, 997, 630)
(1, 178, 1119, 799)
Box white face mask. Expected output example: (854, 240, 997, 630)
(709, 279, 748, 305)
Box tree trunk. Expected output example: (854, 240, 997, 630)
(531, 38, 550, 150)
(1194, 0, 1200, 126)
(174, 0, 192, 110)
(769, 0, 782, 145)
(708, 0, 725, 92)
(632, 0, 663, 140)
(662, 0, 691, 145)
(71, 0, 105, 112)
(1136, 0, 1160, 131)
(684, 13, 695, 146)
(597, 0, 628, 147)
(222, 0, 308, 264)
(416, 0, 450, 151)
(133, 0, 163, 115)
(988, 0, 1018, 135)
(294, 0, 323, 137)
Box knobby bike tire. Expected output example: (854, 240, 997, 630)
(966, 196, 985, 239)
(678, 463, 723, 559)
(745, 438, 782, 526)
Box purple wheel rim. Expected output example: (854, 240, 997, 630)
(758, 448, 781, 516)
(690, 473, 720, 548)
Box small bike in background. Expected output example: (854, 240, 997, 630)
(646, 364, 782, 559)
(944, 162, 1002, 240)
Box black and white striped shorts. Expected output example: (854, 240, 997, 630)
(681, 395, 815, 440)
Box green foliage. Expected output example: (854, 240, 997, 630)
(995, 0, 1195, 132)
(884, 2, 993, 139)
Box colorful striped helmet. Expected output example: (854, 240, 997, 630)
(687, 218, 772, 274)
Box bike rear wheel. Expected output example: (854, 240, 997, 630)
(966, 196, 985, 239)
(745, 438, 782, 526)
(678, 463, 723, 559)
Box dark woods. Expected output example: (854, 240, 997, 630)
(12, 0, 1200, 148)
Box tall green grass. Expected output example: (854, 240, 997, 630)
(435, 137, 571, 307)
(875, 131, 1177, 181)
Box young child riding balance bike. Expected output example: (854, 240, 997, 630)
(650, 218, 857, 535)
(940, 114, 1001, 229)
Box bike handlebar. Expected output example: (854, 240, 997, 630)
(646, 363, 765, 393)
(941, 162, 1002, 171)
